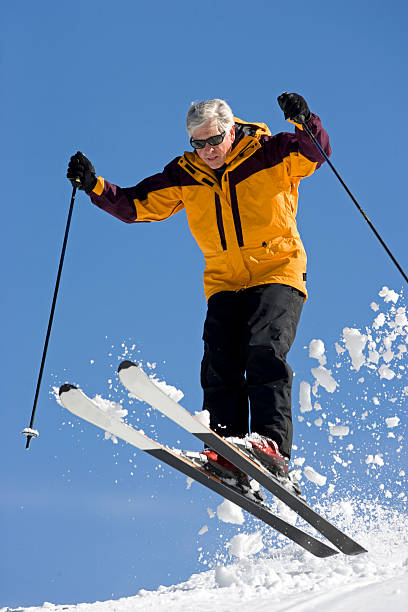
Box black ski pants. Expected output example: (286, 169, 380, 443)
(201, 283, 304, 458)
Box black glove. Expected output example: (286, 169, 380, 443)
(67, 151, 97, 192)
(277, 92, 311, 124)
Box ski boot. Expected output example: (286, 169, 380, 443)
(246, 436, 289, 478)
(243, 435, 303, 498)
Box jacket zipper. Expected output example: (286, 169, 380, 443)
(227, 177, 244, 247)
(219, 142, 255, 248)
(214, 193, 227, 250)
(185, 146, 256, 250)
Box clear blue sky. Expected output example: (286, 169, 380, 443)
(2, 0, 407, 607)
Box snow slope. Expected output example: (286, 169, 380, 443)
(3, 510, 408, 612)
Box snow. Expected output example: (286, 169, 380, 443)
(329, 424, 350, 437)
(373, 312, 386, 329)
(227, 531, 264, 558)
(365, 454, 384, 467)
(386, 416, 400, 428)
(216, 499, 244, 525)
(8, 506, 408, 611)
(148, 376, 184, 403)
(303, 465, 327, 486)
(194, 408, 210, 427)
(299, 380, 313, 412)
(378, 364, 395, 380)
(91, 395, 128, 444)
(310, 364, 338, 393)
(343, 327, 368, 371)
(379, 286, 399, 303)
(15, 285, 408, 612)
(309, 338, 326, 364)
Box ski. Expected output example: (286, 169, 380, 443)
(118, 361, 367, 556)
(59, 383, 338, 558)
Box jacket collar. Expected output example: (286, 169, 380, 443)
(179, 117, 271, 185)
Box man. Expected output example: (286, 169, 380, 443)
(67, 93, 331, 488)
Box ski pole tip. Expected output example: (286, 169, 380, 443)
(22, 427, 39, 450)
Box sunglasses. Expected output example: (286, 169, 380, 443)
(190, 131, 226, 149)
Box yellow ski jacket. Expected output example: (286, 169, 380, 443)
(90, 114, 331, 301)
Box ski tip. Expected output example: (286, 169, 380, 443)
(118, 360, 135, 374)
(59, 383, 77, 396)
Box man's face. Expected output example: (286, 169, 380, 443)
(192, 118, 235, 169)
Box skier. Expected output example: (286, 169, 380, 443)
(67, 93, 331, 487)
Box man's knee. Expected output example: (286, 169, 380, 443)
(201, 342, 245, 389)
(246, 345, 292, 385)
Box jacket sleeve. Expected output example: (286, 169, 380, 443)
(264, 114, 331, 180)
(89, 157, 185, 224)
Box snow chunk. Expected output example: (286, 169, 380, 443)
(194, 409, 210, 428)
(52, 386, 63, 406)
(214, 565, 237, 587)
(92, 395, 128, 444)
(149, 377, 184, 403)
(338, 501, 354, 519)
(92, 395, 127, 420)
(378, 364, 395, 380)
(375, 454, 384, 467)
(309, 339, 326, 365)
(198, 525, 208, 536)
(366, 454, 384, 466)
(386, 416, 400, 428)
(228, 531, 264, 558)
(379, 286, 399, 303)
(299, 381, 313, 413)
(217, 499, 244, 524)
(335, 342, 345, 355)
(304, 466, 327, 486)
(397, 344, 407, 358)
(382, 336, 395, 363)
(343, 327, 367, 371)
(329, 424, 350, 437)
(370, 302, 379, 311)
(394, 307, 408, 328)
(368, 349, 380, 364)
(373, 313, 386, 329)
(311, 365, 338, 393)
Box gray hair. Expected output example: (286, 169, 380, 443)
(186, 99, 234, 137)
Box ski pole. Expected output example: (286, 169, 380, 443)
(22, 183, 79, 449)
(302, 121, 408, 286)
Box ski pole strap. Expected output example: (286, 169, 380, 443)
(302, 122, 408, 286)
